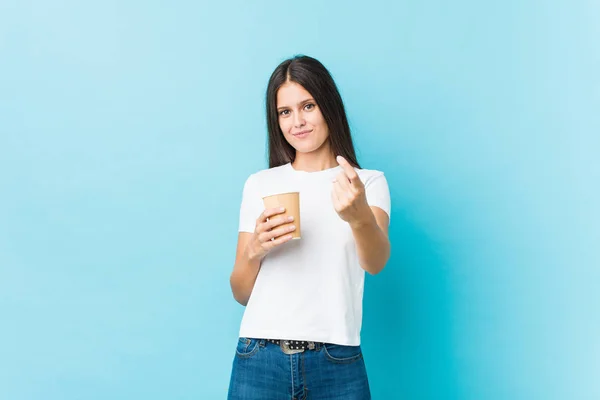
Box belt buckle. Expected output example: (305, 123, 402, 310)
(281, 341, 304, 355)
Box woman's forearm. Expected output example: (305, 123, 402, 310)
(230, 249, 262, 306)
(350, 211, 391, 275)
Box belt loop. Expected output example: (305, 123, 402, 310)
(259, 339, 266, 347)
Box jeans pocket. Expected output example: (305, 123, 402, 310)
(235, 337, 260, 359)
(322, 343, 363, 364)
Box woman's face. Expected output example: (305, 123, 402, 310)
(276, 81, 330, 155)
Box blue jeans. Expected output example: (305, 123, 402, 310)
(228, 338, 371, 400)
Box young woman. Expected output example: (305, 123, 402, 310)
(228, 55, 391, 400)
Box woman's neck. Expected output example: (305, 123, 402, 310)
(291, 152, 338, 173)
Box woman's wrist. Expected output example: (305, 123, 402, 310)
(245, 240, 264, 264)
(349, 207, 377, 230)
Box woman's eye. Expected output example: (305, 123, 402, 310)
(279, 110, 289, 116)
(305, 103, 314, 110)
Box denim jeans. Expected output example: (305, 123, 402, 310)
(227, 338, 371, 400)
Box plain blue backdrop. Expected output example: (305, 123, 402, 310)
(1, 0, 598, 399)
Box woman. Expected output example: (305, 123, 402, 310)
(228, 55, 391, 400)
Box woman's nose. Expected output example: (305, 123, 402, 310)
(293, 112, 305, 128)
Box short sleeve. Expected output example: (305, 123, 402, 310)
(365, 172, 391, 223)
(238, 174, 264, 233)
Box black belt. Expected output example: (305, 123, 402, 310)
(266, 339, 320, 354)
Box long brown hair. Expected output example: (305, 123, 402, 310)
(265, 55, 361, 169)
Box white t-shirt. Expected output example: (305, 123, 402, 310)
(237, 162, 391, 346)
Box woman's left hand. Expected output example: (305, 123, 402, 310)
(331, 155, 372, 226)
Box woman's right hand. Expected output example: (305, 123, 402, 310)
(246, 207, 296, 262)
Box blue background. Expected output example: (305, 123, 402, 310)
(1, 0, 598, 398)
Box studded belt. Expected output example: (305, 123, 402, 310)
(266, 339, 320, 355)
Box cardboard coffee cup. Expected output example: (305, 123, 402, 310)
(262, 192, 301, 239)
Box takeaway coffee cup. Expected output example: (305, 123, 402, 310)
(262, 192, 301, 239)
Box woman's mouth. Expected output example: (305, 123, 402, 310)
(292, 129, 312, 139)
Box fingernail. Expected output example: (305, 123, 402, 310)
(288, 216, 294, 221)
(280, 207, 285, 212)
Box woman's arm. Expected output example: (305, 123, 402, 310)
(332, 156, 391, 275)
(349, 206, 391, 275)
(230, 208, 297, 306)
(230, 232, 261, 306)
